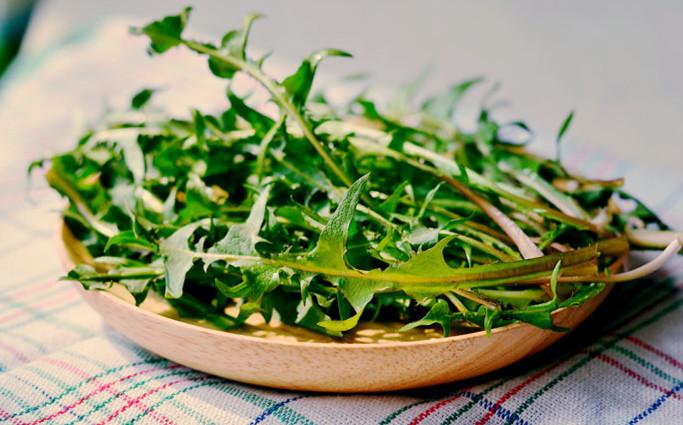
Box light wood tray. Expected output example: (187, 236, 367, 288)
(59, 222, 611, 392)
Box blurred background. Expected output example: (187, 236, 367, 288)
(2, 0, 682, 170)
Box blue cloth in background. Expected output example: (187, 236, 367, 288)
(0, 0, 37, 78)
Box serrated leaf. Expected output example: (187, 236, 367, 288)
(295, 295, 342, 337)
(208, 186, 271, 263)
(339, 277, 393, 312)
(159, 222, 202, 298)
(308, 173, 368, 269)
(133, 7, 191, 54)
(208, 13, 262, 78)
(46, 7, 669, 341)
(386, 236, 457, 278)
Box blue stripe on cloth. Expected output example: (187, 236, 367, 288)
(627, 381, 683, 424)
(248, 395, 306, 425)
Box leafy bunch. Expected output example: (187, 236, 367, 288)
(36, 8, 678, 338)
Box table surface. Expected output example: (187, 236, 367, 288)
(0, 5, 682, 425)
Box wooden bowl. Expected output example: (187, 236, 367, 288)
(59, 222, 611, 393)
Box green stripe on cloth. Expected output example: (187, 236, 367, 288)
(440, 381, 508, 425)
(438, 278, 680, 424)
(378, 399, 431, 425)
(611, 345, 682, 385)
(2, 353, 165, 419)
(126, 379, 316, 425)
(69, 369, 198, 423)
(0, 297, 90, 336)
(506, 296, 683, 424)
(2, 333, 315, 425)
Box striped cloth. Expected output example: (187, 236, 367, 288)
(0, 21, 681, 425)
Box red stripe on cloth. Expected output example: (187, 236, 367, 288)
(597, 353, 683, 401)
(626, 336, 683, 372)
(95, 375, 209, 425)
(3, 280, 59, 300)
(0, 291, 77, 325)
(26, 364, 182, 425)
(0, 407, 16, 422)
(407, 393, 466, 425)
(0, 340, 31, 363)
(474, 361, 565, 425)
(35, 358, 176, 425)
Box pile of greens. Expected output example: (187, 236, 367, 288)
(35, 8, 681, 338)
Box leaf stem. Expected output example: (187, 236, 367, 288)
(169, 241, 606, 286)
(441, 175, 544, 259)
(256, 114, 285, 181)
(183, 40, 353, 188)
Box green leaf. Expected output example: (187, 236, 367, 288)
(615, 190, 670, 230)
(226, 91, 275, 135)
(133, 7, 191, 54)
(308, 174, 394, 315)
(282, 49, 352, 108)
(421, 77, 484, 120)
(209, 186, 271, 261)
(192, 109, 206, 146)
(559, 283, 606, 308)
(207, 13, 262, 78)
(379, 181, 408, 214)
(105, 230, 157, 253)
(318, 308, 364, 332)
(511, 310, 555, 330)
(417, 182, 442, 220)
(484, 308, 499, 336)
(46, 7, 669, 340)
(215, 278, 250, 298)
(386, 236, 457, 279)
(339, 277, 393, 312)
(96, 131, 145, 184)
(242, 265, 282, 300)
(159, 222, 202, 298)
(295, 295, 342, 337)
(400, 299, 453, 336)
(236, 13, 263, 59)
(131, 88, 156, 109)
(208, 53, 240, 79)
(555, 110, 574, 162)
(549, 260, 561, 302)
(475, 288, 546, 309)
(308, 174, 369, 268)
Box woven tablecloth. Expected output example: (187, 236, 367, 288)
(0, 21, 682, 425)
